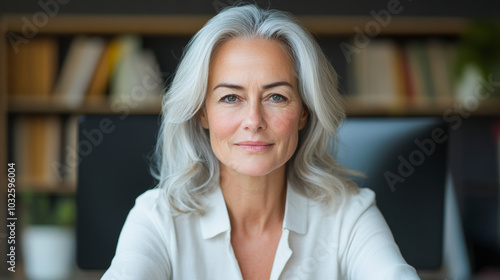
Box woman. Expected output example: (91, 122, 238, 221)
(102, 4, 420, 280)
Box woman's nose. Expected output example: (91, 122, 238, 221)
(242, 100, 267, 131)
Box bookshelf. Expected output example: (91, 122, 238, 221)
(1, 14, 499, 189)
(7, 95, 162, 115)
(0, 14, 499, 279)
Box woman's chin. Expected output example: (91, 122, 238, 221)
(238, 170, 273, 177)
(225, 163, 284, 178)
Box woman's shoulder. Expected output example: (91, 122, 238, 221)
(304, 188, 383, 246)
(134, 188, 162, 208)
(343, 187, 376, 211)
(132, 188, 176, 218)
(339, 187, 377, 220)
(305, 187, 377, 220)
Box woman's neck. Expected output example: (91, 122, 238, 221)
(220, 164, 287, 236)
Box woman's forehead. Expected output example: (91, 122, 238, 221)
(208, 38, 297, 85)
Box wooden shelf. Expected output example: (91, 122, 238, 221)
(15, 175, 76, 194)
(1, 15, 467, 36)
(8, 96, 161, 115)
(1, 15, 212, 35)
(299, 16, 467, 36)
(344, 97, 500, 117)
(17, 185, 76, 195)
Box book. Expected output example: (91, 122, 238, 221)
(109, 35, 163, 103)
(401, 43, 416, 105)
(349, 39, 461, 108)
(14, 116, 62, 189)
(427, 40, 454, 106)
(133, 49, 164, 98)
(443, 42, 458, 100)
(53, 36, 106, 107)
(350, 39, 401, 106)
(347, 38, 366, 98)
(393, 45, 407, 106)
(63, 116, 79, 189)
(7, 37, 58, 99)
(405, 42, 429, 106)
(85, 41, 111, 102)
(109, 35, 142, 100)
(50, 116, 79, 190)
(414, 41, 436, 104)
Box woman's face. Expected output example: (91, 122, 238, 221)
(201, 37, 308, 177)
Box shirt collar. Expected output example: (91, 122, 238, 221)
(283, 183, 308, 234)
(199, 183, 308, 239)
(200, 186, 231, 239)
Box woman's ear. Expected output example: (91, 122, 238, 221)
(298, 104, 309, 130)
(199, 107, 209, 129)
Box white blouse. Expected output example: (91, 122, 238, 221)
(102, 185, 420, 280)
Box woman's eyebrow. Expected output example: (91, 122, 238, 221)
(213, 81, 293, 91)
(213, 83, 244, 91)
(262, 81, 294, 90)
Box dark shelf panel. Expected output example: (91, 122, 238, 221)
(2, 15, 467, 35)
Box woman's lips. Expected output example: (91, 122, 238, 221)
(235, 141, 274, 152)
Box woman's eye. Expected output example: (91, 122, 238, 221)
(222, 95, 238, 103)
(270, 94, 286, 103)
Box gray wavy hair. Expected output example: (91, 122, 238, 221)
(152, 3, 359, 214)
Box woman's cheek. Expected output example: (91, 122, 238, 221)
(270, 109, 301, 133)
(210, 110, 241, 139)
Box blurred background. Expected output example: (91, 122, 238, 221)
(0, 0, 499, 279)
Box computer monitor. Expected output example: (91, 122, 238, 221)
(77, 115, 446, 270)
(335, 117, 447, 269)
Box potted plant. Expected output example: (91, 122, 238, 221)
(455, 20, 500, 101)
(21, 192, 76, 280)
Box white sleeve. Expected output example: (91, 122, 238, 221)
(101, 191, 172, 280)
(341, 197, 421, 280)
